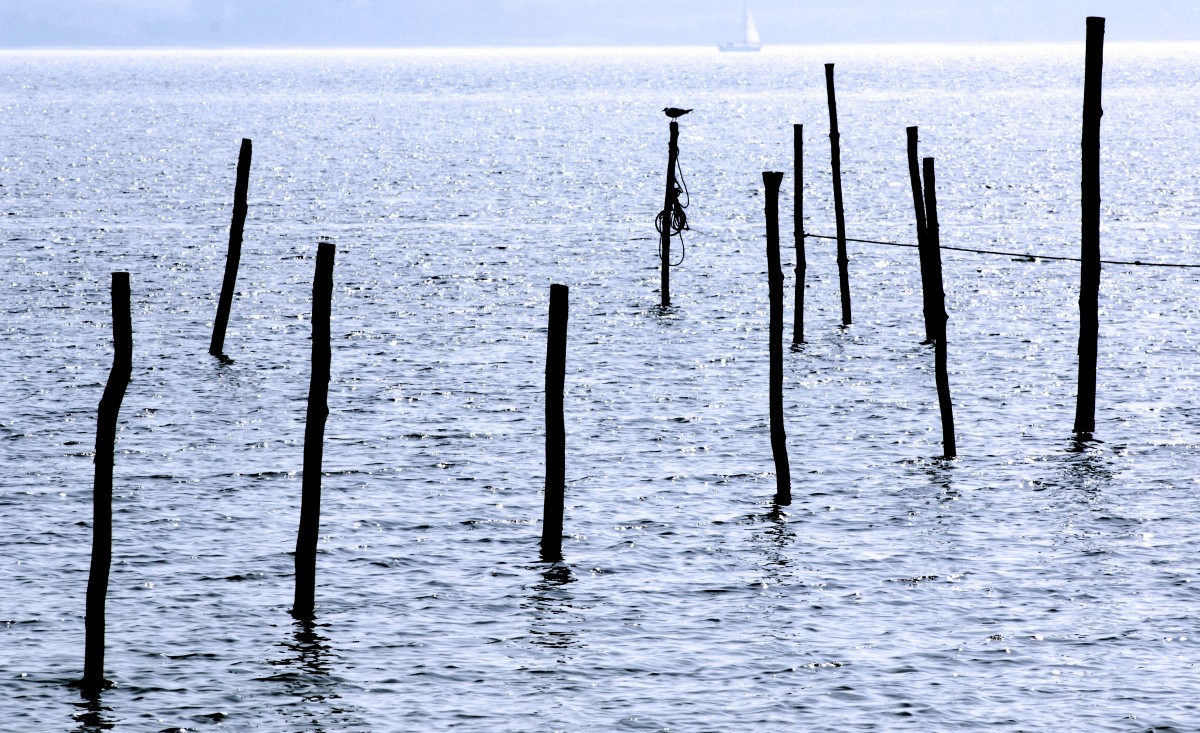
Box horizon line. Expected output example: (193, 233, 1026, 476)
(6, 38, 1200, 53)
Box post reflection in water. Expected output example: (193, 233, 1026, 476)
(524, 564, 583, 652)
(71, 695, 115, 733)
(260, 619, 364, 733)
(1046, 435, 1117, 496)
(751, 507, 798, 588)
(922, 458, 958, 503)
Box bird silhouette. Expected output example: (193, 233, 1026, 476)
(663, 107, 693, 119)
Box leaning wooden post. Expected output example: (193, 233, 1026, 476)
(293, 240, 335, 620)
(825, 63, 851, 326)
(1074, 16, 1105, 435)
(541, 284, 569, 561)
(923, 158, 956, 458)
(82, 272, 132, 695)
(793, 123, 806, 345)
(659, 121, 680, 308)
(763, 172, 792, 505)
(906, 126, 936, 343)
(209, 138, 252, 358)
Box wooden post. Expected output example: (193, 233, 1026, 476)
(793, 123, 806, 345)
(209, 138, 252, 358)
(763, 172, 792, 505)
(659, 121, 680, 308)
(923, 158, 956, 458)
(82, 272, 132, 695)
(293, 240, 335, 620)
(541, 284, 569, 561)
(906, 126, 936, 344)
(1074, 17, 1104, 435)
(825, 63, 851, 326)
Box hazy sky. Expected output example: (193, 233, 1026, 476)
(3, 0, 1200, 47)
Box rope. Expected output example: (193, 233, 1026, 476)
(655, 156, 689, 267)
(805, 232, 1200, 269)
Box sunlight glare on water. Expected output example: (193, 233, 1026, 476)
(3, 44, 1200, 731)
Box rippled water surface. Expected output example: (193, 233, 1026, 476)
(4, 44, 1200, 731)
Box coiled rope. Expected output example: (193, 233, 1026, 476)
(655, 156, 690, 267)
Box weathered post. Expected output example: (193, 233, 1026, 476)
(541, 284, 569, 561)
(209, 138, 252, 359)
(906, 126, 936, 343)
(825, 63, 851, 326)
(1074, 16, 1105, 435)
(82, 272, 132, 695)
(659, 121, 680, 308)
(293, 240, 335, 620)
(923, 157, 956, 458)
(763, 171, 792, 505)
(793, 123, 806, 345)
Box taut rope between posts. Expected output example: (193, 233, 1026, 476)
(805, 233, 1200, 268)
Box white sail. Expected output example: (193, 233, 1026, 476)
(719, 2, 762, 51)
(744, 7, 760, 45)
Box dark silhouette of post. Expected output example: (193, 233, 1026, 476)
(763, 172, 792, 505)
(210, 138, 252, 358)
(825, 63, 851, 326)
(793, 123, 806, 345)
(923, 157, 956, 458)
(293, 240, 335, 620)
(906, 126, 936, 344)
(659, 121, 680, 308)
(83, 272, 132, 695)
(1075, 17, 1105, 435)
(541, 284, 569, 561)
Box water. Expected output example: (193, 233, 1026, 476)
(4, 44, 1200, 731)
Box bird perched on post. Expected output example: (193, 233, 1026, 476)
(663, 107, 692, 119)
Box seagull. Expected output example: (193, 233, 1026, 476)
(663, 107, 693, 119)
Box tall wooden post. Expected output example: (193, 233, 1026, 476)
(825, 63, 851, 326)
(293, 241, 335, 620)
(793, 123, 806, 345)
(923, 158, 956, 458)
(660, 121, 680, 308)
(541, 284, 569, 561)
(906, 126, 936, 343)
(83, 272, 132, 695)
(1074, 16, 1105, 435)
(763, 171, 792, 505)
(210, 138, 252, 358)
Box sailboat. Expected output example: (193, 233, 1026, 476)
(718, 3, 762, 52)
